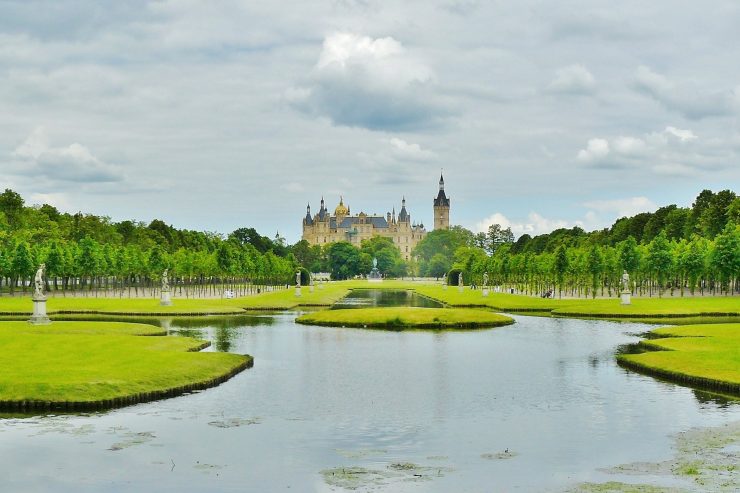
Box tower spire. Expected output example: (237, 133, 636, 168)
(439, 169, 444, 191)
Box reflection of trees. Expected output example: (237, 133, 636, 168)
(214, 327, 233, 352)
(692, 389, 737, 407)
(169, 315, 275, 330)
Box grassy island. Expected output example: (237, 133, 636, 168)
(617, 323, 740, 395)
(296, 307, 514, 330)
(0, 321, 252, 411)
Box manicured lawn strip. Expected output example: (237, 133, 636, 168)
(552, 297, 740, 319)
(617, 323, 740, 395)
(413, 285, 584, 312)
(0, 321, 252, 410)
(296, 307, 514, 329)
(0, 296, 250, 315)
(239, 284, 351, 310)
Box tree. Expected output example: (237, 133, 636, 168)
(0, 189, 24, 228)
(327, 242, 362, 280)
(553, 245, 568, 298)
(647, 232, 673, 296)
(619, 236, 640, 273)
(428, 253, 450, 279)
(710, 223, 740, 294)
(11, 241, 34, 292)
(586, 245, 603, 298)
(485, 223, 515, 254)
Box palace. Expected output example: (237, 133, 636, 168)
(301, 174, 451, 261)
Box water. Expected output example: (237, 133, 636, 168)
(0, 312, 737, 492)
(331, 289, 444, 309)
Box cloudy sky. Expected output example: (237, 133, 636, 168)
(1, 0, 739, 241)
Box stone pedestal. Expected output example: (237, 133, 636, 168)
(318, 283, 324, 290)
(309, 285, 314, 293)
(295, 287, 301, 297)
(458, 286, 463, 293)
(160, 290, 172, 306)
(28, 297, 51, 325)
(442, 284, 447, 290)
(482, 288, 489, 297)
(620, 290, 631, 305)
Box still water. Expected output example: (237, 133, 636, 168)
(331, 289, 444, 309)
(0, 311, 737, 492)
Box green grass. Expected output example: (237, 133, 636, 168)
(0, 284, 352, 315)
(296, 307, 514, 329)
(552, 296, 740, 319)
(239, 283, 351, 309)
(0, 321, 250, 407)
(617, 323, 740, 394)
(0, 296, 250, 315)
(413, 285, 584, 312)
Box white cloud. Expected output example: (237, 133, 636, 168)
(577, 138, 610, 163)
(388, 137, 436, 161)
(475, 211, 570, 237)
(582, 196, 658, 218)
(576, 126, 709, 174)
(288, 32, 449, 130)
(547, 64, 595, 94)
(11, 127, 124, 183)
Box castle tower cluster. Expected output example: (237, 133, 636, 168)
(301, 174, 450, 260)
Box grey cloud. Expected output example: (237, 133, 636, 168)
(288, 32, 452, 131)
(634, 66, 739, 120)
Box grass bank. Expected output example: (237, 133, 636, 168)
(617, 323, 740, 395)
(412, 285, 740, 321)
(0, 284, 351, 315)
(240, 283, 350, 310)
(296, 307, 514, 330)
(0, 321, 252, 411)
(552, 297, 740, 319)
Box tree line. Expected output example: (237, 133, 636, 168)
(0, 189, 298, 296)
(412, 189, 739, 297)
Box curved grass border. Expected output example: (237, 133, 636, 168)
(0, 355, 253, 412)
(617, 323, 740, 396)
(0, 321, 254, 412)
(296, 307, 515, 330)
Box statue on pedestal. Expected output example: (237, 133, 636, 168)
(33, 263, 46, 299)
(621, 270, 630, 292)
(160, 269, 172, 306)
(483, 272, 489, 287)
(161, 269, 170, 292)
(29, 263, 51, 324)
(296, 271, 301, 287)
(620, 270, 632, 305)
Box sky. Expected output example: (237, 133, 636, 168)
(1, 0, 739, 242)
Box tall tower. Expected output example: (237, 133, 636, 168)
(433, 172, 450, 230)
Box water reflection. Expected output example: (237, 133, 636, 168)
(332, 289, 444, 309)
(0, 313, 737, 493)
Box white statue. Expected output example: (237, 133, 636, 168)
(458, 272, 463, 286)
(296, 271, 301, 287)
(483, 272, 489, 286)
(162, 269, 170, 292)
(33, 263, 46, 298)
(621, 270, 630, 292)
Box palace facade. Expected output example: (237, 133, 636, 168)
(301, 174, 451, 261)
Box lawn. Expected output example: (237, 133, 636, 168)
(552, 296, 740, 319)
(296, 307, 514, 329)
(0, 321, 251, 410)
(618, 323, 740, 394)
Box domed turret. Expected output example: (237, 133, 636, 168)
(334, 196, 349, 216)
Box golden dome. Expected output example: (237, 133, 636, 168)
(334, 196, 349, 216)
